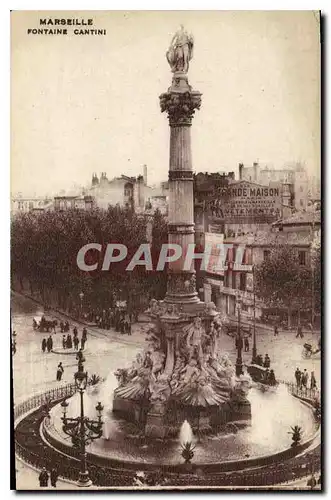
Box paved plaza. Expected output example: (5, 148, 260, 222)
(12, 291, 321, 489)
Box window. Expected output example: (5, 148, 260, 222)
(263, 250, 271, 260)
(232, 272, 236, 289)
(299, 251, 306, 266)
(243, 248, 252, 265)
(239, 273, 246, 291)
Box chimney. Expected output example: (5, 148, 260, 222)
(253, 162, 259, 182)
(143, 164, 147, 186)
(239, 163, 244, 180)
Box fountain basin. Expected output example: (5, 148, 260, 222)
(42, 386, 317, 471)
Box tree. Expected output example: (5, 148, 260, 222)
(11, 206, 169, 319)
(254, 245, 314, 328)
(148, 209, 168, 300)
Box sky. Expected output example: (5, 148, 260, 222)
(11, 11, 320, 196)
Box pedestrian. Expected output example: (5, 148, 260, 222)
(73, 336, 79, 350)
(295, 368, 301, 387)
(127, 321, 132, 336)
(310, 371, 317, 390)
(82, 327, 87, 341)
(81, 337, 86, 350)
(301, 369, 308, 389)
(56, 362, 64, 381)
(73, 326, 78, 338)
(76, 348, 85, 366)
(244, 337, 249, 352)
(60, 321, 64, 333)
(50, 468, 58, 488)
(274, 325, 279, 336)
(296, 325, 304, 338)
(42, 338, 47, 353)
(65, 321, 70, 332)
(66, 333, 72, 349)
(263, 354, 271, 368)
(38, 467, 49, 487)
(46, 335, 53, 353)
(62, 335, 66, 349)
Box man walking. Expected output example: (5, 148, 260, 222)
(301, 369, 308, 389)
(244, 337, 249, 352)
(41, 338, 47, 353)
(46, 335, 53, 353)
(274, 325, 279, 336)
(56, 362, 64, 381)
(73, 335, 79, 350)
(82, 327, 87, 342)
(310, 371, 317, 391)
(295, 367, 301, 387)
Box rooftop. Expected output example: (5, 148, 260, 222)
(272, 210, 321, 227)
(224, 231, 313, 247)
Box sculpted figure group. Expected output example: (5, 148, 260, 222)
(114, 308, 236, 406)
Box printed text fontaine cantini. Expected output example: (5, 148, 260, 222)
(27, 18, 106, 35)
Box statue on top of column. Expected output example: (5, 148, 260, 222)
(166, 25, 194, 74)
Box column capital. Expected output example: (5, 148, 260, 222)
(160, 90, 202, 127)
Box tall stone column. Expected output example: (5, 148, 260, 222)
(160, 74, 202, 306)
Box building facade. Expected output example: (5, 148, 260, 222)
(239, 161, 310, 211)
(203, 205, 320, 326)
(53, 195, 95, 211)
(11, 196, 53, 215)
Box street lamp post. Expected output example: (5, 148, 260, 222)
(235, 291, 243, 377)
(252, 265, 257, 363)
(61, 358, 103, 487)
(79, 292, 84, 319)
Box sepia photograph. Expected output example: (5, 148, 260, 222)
(10, 10, 321, 491)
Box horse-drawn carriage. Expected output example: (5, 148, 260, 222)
(247, 363, 278, 392)
(302, 342, 321, 359)
(33, 315, 57, 333)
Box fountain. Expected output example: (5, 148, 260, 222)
(112, 26, 252, 438)
(180, 420, 193, 446)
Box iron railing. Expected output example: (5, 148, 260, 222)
(14, 382, 321, 488)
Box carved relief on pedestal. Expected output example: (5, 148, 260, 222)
(167, 272, 196, 295)
(159, 91, 202, 127)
